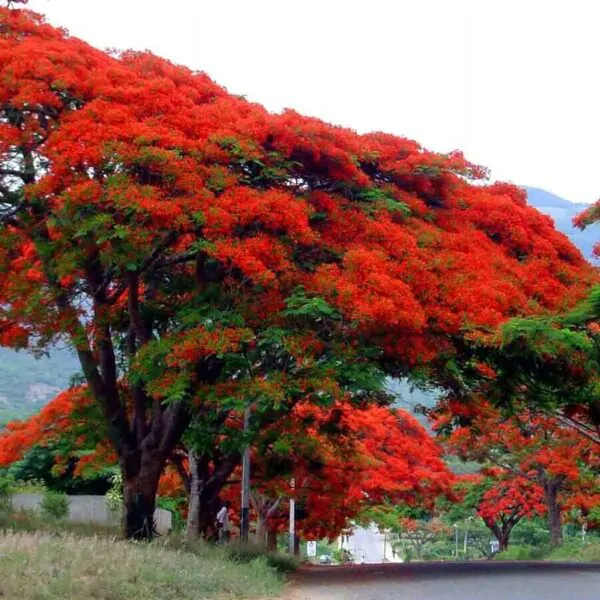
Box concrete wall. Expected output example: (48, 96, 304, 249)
(10, 493, 172, 534)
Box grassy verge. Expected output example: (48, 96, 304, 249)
(546, 540, 600, 562)
(0, 531, 283, 599)
(222, 542, 299, 573)
(1, 509, 120, 538)
(495, 539, 600, 562)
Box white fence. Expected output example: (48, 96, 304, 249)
(10, 493, 172, 534)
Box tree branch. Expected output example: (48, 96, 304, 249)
(105, 231, 178, 304)
(542, 409, 600, 446)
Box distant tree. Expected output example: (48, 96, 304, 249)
(435, 402, 596, 547)
(475, 473, 545, 552)
(573, 200, 600, 258)
(398, 517, 450, 560)
(7, 445, 111, 495)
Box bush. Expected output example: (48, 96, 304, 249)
(495, 539, 600, 562)
(495, 544, 550, 560)
(157, 496, 186, 532)
(220, 542, 298, 573)
(547, 539, 600, 562)
(0, 474, 12, 514)
(40, 491, 69, 520)
(106, 470, 123, 516)
(0, 532, 283, 599)
(511, 518, 551, 548)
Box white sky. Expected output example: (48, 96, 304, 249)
(26, 0, 600, 203)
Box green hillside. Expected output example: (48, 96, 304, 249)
(523, 186, 598, 261)
(0, 347, 80, 425)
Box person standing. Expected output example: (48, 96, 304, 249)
(215, 501, 230, 543)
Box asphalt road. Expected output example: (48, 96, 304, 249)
(287, 562, 600, 600)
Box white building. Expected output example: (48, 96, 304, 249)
(339, 523, 403, 564)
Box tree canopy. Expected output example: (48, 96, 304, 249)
(0, 6, 595, 537)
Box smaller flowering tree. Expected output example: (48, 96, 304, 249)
(475, 472, 546, 552)
(434, 400, 598, 547)
(398, 517, 450, 560)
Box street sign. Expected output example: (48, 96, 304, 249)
(306, 541, 317, 557)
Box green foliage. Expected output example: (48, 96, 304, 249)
(6, 445, 111, 495)
(284, 288, 340, 320)
(511, 518, 551, 548)
(0, 472, 12, 513)
(501, 317, 593, 356)
(222, 542, 298, 573)
(106, 470, 123, 517)
(547, 538, 600, 562)
(0, 472, 12, 497)
(359, 503, 429, 533)
(495, 544, 549, 561)
(345, 186, 412, 218)
(156, 496, 186, 532)
(564, 284, 600, 324)
(420, 540, 457, 561)
(494, 531, 600, 562)
(40, 490, 69, 521)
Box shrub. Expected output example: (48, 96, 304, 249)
(494, 544, 550, 560)
(157, 496, 186, 532)
(106, 470, 123, 516)
(225, 542, 299, 573)
(0, 473, 13, 514)
(547, 539, 600, 562)
(40, 490, 69, 520)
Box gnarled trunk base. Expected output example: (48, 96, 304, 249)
(544, 481, 563, 548)
(122, 455, 163, 540)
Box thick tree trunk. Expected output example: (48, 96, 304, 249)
(250, 494, 281, 548)
(122, 456, 163, 540)
(544, 481, 563, 548)
(256, 516, 268, 547)
(267, 527, 278, 552)
(185, 452, 240, 540)
(487, 519, 516, 553)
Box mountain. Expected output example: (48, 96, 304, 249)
(523, 186, 597, 261)
(0, 346, 80, 425)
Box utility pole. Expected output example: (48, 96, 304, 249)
(240, 404, 251, 543)
(464, 516, 474, 558)
(289, 478, 295, 556)
(453, 523, 459, 558)
(383, 529, 387, 562)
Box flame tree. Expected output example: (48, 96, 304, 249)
(0, 6, 594, 538)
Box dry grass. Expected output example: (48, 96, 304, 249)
(0, 531, 282, 599)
